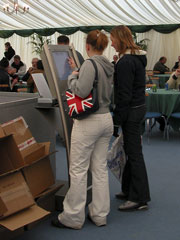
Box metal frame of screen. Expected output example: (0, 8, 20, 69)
(41, 44, 92, 199)
(41, 44, 73, 167)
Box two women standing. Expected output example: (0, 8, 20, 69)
(52, 25, 150, 229)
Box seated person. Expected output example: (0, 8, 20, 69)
(0, 57, 11, 92)
(57, 35, 84, 65)
(167, 66, 180, 89)
(7, 67, 18, 92)
(172, 56, 180, 71)
(11, 55, 26, 78)
(27, 60, 44, 93)
(4, 42, 15, 64)
(153, 56, 170, 74)
(22, 57, 39, 81)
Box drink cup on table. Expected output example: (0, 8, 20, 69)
(152, 84, 157, 92)
(165, 83, 168, 90)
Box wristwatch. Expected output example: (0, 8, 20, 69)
(172, 74, 178, 80)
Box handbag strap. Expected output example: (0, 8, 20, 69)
(87, 59, 98, 87)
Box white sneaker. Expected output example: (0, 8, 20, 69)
(118, 201, 148, 211)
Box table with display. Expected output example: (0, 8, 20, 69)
(153, 74, 171, 88)
(146, 88, 180, 131)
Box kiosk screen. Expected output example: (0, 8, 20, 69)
(52, 51, 72, 81)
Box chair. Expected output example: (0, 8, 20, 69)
(164, 72, 172, 74)
(144, 112, 167, 143)
(17, 88, 28, 92)
(165, 112, 180, 140)
(153, 71, 160, 74)
(146, 84, 154, 88)
(149, 76, 160, 88)
(144, 112, 161, 143)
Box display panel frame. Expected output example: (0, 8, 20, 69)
(41, 44, 92, 195)
(41, 44, 76, 165)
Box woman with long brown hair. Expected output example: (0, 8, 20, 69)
(110, 25, 150, 211)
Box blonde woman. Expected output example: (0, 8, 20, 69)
(110, 25, 150, 211)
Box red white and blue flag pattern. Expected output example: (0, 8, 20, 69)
(66, 90, 93, 117)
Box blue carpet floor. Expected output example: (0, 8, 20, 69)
(15, 126, 180, 240)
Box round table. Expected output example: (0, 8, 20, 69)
(153, 74, 171, 88)
(146, 89, 180, 130)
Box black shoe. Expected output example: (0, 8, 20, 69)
(115, 192, 128, 200)
(87, 214, 93, 223)
(159, 125, 165, 132)
(113, 126, 119, 137)
(113, 133, 119, 137)
(118, 201, 148, 211)
(51, 218, 68, 229)
(51, 217, 81, 230)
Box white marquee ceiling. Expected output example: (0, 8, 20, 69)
(0, 0, 180, 30)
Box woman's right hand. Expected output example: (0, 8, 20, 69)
(175, 68, 180, 77)
(72, 71, 79, 76)
(68, 57, 76, 69)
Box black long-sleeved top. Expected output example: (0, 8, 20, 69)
(4, 46, 15, 61)
(172, 61, 179, 71)
(113, 51, 147, 125)
(0, 68, 10, 91)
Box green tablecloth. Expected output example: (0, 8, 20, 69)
(153, 74, 171, 88)
(146, 89, 180, 130)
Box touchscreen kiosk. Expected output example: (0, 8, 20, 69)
(41, 44, 92, 198)
(41, 44, 78, 165)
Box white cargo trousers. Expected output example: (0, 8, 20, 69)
(58, 113, 113, 229)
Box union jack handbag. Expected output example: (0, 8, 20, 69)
(64, 59, 99, 120)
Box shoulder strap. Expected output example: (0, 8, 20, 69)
(87, 59, 98, 83)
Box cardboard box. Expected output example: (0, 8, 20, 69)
(0, 135, 24, 175)
(0, 118, 52, 232)
(22, 156, 55, 198)
(0, 171, 50, 231)
(0, 205, 49, 231)
(0, 171, 34, 219)
(21, 142, 55, 198)
(1, 117, 46, 165)
(0, 125, 5, 138)
(36, 182, 64, 212)
(0, 197, 8, 218)
(25, 183, 63, 231)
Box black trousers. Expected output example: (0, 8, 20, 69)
(121, 105, 151, 203)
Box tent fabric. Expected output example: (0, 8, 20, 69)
(0, 28, 180, 72)
(1, 24, 180, 38)
(0, 0, 180, 71)
(0, 0, 180, 36)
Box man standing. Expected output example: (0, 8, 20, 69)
(57, 35, 84, 65)
(4, 42, 15, 64)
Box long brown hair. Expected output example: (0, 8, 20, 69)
(111, 25, 140, 55)
(86, 30, 108, 52)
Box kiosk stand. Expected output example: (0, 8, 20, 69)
(40, 44, 92, 208)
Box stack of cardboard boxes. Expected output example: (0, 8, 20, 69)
(0, 116, 63, 234)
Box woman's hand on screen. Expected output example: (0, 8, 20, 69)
(68, 57, 76, 69)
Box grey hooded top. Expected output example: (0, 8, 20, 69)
(68, 55, 114, 114)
